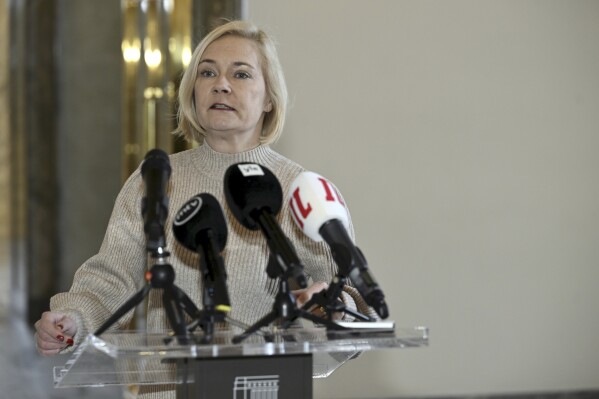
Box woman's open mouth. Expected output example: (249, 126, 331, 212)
(210, 103, 235, 111)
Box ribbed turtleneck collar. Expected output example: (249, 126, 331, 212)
(190, 143, 282, 177)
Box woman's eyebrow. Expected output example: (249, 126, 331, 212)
(232, 61, 255, 69)
(198, 59, 255, 69)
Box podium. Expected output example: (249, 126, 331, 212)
(53, 324, 428, 398)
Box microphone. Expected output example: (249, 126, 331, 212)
(288, 171, 389, 319)
(224, 163, 307, 288)
(141, 149, 171, 253)
(173, 193, 231, 313)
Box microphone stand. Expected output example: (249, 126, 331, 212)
(184, 297, 224, 345)
(299, 275, 372, 322)
(185, 296, 261, 345)
(94, 249, 201, 345)
(232, 256, 345, 344)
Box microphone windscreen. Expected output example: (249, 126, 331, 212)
(173, 193, 228, 252)
(288, 171, 350, 242)
(224, 163, 283, 230)
(141, 148, 171, 177)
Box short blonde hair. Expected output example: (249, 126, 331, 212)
(175, 20, 288, 145)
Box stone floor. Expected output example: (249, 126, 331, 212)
(0, 239, 8, 318)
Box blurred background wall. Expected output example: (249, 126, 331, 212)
(2, 0, 599, 398)
(6, 0, 124, 326)
(250, 1, 599, 397)
(0, 0, 9, 315)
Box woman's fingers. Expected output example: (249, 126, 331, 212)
(34, 311, 76, 355)
(291, 281, 328, 308)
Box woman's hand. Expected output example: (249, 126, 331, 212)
(291, 281, 343, 321)
(34, 311, 77, 356)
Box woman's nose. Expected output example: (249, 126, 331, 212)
(212, 75, 231, 93)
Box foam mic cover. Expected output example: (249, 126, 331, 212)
(289, 171, 389, 319)
(223, 163, 282, 230)
(173, 193, 227, 252)
(141, 149, 171, 252)
(173, 193, 230, 312)
(288, 171, 350, 242)
(224, 163, 307, 288)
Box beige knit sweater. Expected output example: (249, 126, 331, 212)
(50, 144, 377, 398)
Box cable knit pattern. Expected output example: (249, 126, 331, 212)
(50, 144, 377, 398)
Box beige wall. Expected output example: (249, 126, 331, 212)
(250, 1, 599, 397)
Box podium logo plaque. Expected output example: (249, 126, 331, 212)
(233, 375, 279, 398)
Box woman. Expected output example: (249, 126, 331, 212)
(35, 20, 376, 397)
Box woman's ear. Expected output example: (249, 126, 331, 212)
(264, 99, 273, 112)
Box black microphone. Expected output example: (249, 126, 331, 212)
(141, 149, 171, 253)
(288, 171, 389, 319)
(224, 163, 307, 288)
(173, 193, 231, 313)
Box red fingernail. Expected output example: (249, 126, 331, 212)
(56, 335, 65, 342)
(66, 338, 74, 345)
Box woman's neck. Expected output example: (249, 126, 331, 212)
(203, 132, 261, 154)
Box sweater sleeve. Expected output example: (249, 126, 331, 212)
(50, 171, 147, 346)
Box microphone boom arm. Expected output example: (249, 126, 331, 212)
(319, 219, 389, 319)
(253, 208, 307, 288)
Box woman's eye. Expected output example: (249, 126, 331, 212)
(234, 71, 251, 79)
(199, 70, 215, 77)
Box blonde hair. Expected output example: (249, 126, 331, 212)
(175, 20, 288, 145)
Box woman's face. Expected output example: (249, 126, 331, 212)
(194, 35, 272, 144)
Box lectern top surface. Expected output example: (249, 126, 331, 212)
(53, 325, 428, 388)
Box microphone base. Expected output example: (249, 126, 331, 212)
(301, 275, 373, 323)
(232, 278, 345, 344)
(95, 261, 198, 346)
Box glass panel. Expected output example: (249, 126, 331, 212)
(54, 325, 428, 387)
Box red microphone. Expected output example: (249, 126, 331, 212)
(289, 171, 389, 319)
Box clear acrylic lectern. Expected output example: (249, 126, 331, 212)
(53, 324, 428, 398)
